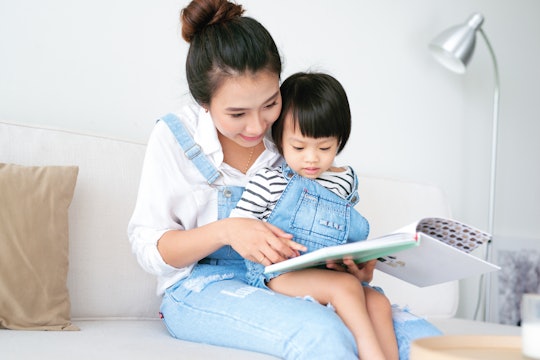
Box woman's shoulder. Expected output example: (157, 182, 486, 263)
(151, 102, 219, 150)
(156, 102, 201, 134)
(144, 103, 204, 160)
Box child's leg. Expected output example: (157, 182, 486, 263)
(268, 268, 385, 360)
(364, 286, 399, 360)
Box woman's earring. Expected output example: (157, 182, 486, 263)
(204, 108, 209, 113)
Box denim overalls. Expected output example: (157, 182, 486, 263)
(246, 163, 370, 287)
(157, 113, 442, 360)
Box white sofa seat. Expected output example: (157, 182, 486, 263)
(1, 320, 277, 360)
(0, 318, 518, 360)
(0, 121, 519, 359)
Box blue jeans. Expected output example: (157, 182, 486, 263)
(161, 260, 358, 359)
(246, 164, 370, 287)
(160, 185, 358, 359)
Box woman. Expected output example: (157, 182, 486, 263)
(128, 0, 442, 358)
(128, 0, 359, 358)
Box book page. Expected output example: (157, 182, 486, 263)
(415, 218, 491, 253)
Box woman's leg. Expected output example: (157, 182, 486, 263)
(268, 268, 386, 360)
(364, 286, 399, 360)
(160, 264, 357, 360)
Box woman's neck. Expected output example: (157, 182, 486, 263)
(218, 133, 265, 174)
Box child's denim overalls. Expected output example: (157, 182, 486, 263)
(246, 163, 370, 287)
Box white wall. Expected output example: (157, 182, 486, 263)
(1, 0, 539, 319)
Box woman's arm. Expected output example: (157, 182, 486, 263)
(129, 121, 303, 274)
(157, 217, 302, 268)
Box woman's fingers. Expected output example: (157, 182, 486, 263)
(263, 222, 293, 239)
(255, 253, 268, 265)
(262, 222, 305, 257)
(226, 218, 306, 265)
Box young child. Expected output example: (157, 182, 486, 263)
(230, 72, 398, 360)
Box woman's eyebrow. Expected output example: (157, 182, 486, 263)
(225, 91, 280, 112)
(264, 90, 280, 103)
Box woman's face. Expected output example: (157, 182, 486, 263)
(208, 70, 281, 148)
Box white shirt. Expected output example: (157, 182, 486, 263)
(127, 102, 283, 295)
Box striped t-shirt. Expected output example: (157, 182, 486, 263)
(230, 165, 355, 221)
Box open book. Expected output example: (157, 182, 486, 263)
(264, 217, 500, 287)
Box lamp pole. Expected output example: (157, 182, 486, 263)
(479, 27, 500, 322)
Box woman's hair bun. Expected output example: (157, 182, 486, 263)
(181, 0, 244, 42)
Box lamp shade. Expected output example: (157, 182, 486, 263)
(429, 13, 484, 74)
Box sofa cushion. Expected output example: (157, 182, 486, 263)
(0, 163, 79, 330)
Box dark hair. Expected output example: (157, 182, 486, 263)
(272, 72, 351, 155)
(180, 0, 282, 106)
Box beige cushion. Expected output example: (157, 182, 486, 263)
(0, 163, 79, 330)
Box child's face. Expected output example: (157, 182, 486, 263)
(281, 114, 339, 179)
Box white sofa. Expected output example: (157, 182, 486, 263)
(0, 121, 519, 359)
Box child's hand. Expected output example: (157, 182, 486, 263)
(326, 258, 377, 283)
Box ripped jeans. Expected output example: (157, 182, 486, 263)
(160, 185, 358, 359)
(161, 259, 358, 359)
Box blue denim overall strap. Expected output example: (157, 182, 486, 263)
(209, 185, 245, 260)
(159, 113, 220, 185)
(246, 163, 370, 287)
(159, 113, 242, 261)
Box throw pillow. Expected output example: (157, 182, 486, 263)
(0, 163, 79, 330)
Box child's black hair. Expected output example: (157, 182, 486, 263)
(272, 72, 351, 155)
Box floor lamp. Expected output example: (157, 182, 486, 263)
(428, 13, 500, 322)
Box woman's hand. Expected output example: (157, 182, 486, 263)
(326, 258, 377, 283)
(222, 217, 306, 265)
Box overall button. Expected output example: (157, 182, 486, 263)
(223, 189, 232, 198)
